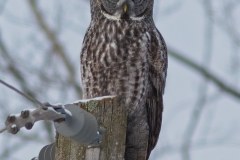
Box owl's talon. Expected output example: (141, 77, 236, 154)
(21, 110, 30, 119)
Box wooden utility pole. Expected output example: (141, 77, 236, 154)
(55, 97, 127, 160)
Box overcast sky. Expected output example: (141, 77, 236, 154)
(0, 0, 240, 160)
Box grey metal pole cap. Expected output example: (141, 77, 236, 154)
(54, 104, 98, 145)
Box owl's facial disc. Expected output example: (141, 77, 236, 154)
(100, 0, 149, 19)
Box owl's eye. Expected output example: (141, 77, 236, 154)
(100, 0, 118, 15)
(132, 0, 144, 5)
(100, 0, 150, 18)
(101, 4, 112, 14)
(132, 0, 149, 16)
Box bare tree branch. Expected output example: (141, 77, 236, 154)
(0, 34, 54, 141)
(168, 48, 240, 100)
(0, 0, 7, 15)
(181, 1, 214, 158)
(0, 36, 37, 99)
(27, 0, 82, 97)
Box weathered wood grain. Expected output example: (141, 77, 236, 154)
(55, 97, 127, 160)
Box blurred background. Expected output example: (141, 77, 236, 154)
(0, 0, 239, 159)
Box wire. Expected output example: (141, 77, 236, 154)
(0, 127, 6, 133)
(0, 79, 46, 108)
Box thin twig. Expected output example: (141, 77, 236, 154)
(0, 0, 7, 15)
(0, 127, 7, 134)
(0, 32, 38, 100)
(27, 0, 82, 97)
(181, 1, 214, 159)
(169, 48, 240, 100)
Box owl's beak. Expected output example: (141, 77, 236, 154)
(123, 3, 128, 13)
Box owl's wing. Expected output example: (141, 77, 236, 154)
(148, 29, 168, 95)
(146, 29, 168, 158)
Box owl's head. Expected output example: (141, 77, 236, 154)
(95, 0, 153, 20)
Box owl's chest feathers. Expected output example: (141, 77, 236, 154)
(88, 20, 150, 67)
(81, 20, 151, 104)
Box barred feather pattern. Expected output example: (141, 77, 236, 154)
(80, 11, 167, 160)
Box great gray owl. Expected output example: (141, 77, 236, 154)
(80, 0, 167, 159)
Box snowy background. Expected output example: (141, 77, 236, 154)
(0, 0, 240, 160)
